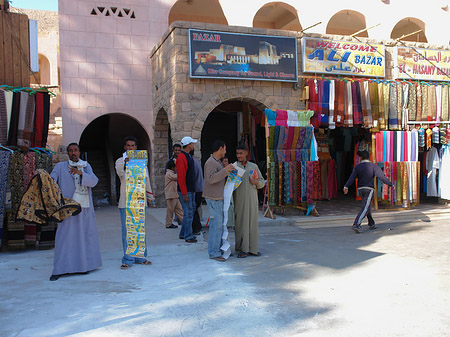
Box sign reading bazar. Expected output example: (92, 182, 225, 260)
(188, 29, 298, 82)
(395, 47, 450, 81)
(302, 37, 385, 77)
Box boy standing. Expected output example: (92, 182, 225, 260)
(165, 160, 183, 229)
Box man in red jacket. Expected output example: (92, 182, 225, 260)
(176, 136, 198, 243)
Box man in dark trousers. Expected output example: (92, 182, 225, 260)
(176, 136, 198, 243)
(343, 150, 394, 234)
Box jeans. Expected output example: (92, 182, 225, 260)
(178, 191, 195, 240)
(206, 199, 224, 258)
(120, 208, 147, 265)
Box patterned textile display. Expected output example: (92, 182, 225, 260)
(0, 151, 10, 247)
(306, 161, 314, 204)
(6, 152, 25, 250)
(125, 150, 148, 258)
(312, 161, 322, 200)
(16, 170, 81, 224)
(269, 162, 276, 206)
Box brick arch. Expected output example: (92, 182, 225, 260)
(191, 88, 276, 141)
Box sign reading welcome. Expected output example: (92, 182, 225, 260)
(188, 29, 298, 82)
(395, 46, 450, 81)
(302, 37, 385, 77)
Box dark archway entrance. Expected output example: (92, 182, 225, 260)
(79, 113, 150, 205)
(201, 99, 267, 174)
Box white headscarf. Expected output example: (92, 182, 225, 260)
(68, 159, 90, 208)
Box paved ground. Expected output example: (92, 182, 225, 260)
(1, 204, 450, 337)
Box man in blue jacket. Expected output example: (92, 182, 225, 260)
(344, 150, 394, 233)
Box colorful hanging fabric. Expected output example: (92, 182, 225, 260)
(290, 127, 300, 162)
(7, 152, 25, 250)
(428, 85, 436, 122)
(264, 108, 276, 126)
(432, 126, 440, 144)
(0, 151, 11, 247)
(352, 81, 363, 125)
(401, 83, 409, 129)
(327, 159, 338, 199)
(334, 80, 345, 127)
(383, 83, 390, 129)
(329, 80, 336, 129)
(369, 82, 379, 130)
(426, 128, 432, 149)
(301, 161, 307, 202)
(447, 127, 450, 144)
(418, 127, 425, 147)
(436, 85, 442, 124)
(275, 109, 288, 126)
(344, 81, 353, 127)
(289, 162, 294, 203)
(440, 127, 447, 145)
(442, 85, 449, 122)
(396, 162, 402, 203)
(396, 83, 402, 129)
(388, 84, 398, 130)
(306, 161, 314, 204)
(421, 85, 428, 121)
(378, 83, 386, 129)
(320, 80, 330, 128)
(296, 161, 302, 202)
(408, 83, 416, 121)
(312, 161, 322, 200)
(277, 126, 285, 162)
(287, 110, 300, 127)
(297, 110, 314, 127)
(416, 84, 422, 121)
(283, 162, 291, 204)
(269, 162, 276, 206)
(278, 162, 283, 206)
(308, 79, 321, 128)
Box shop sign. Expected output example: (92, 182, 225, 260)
(395, 46, 450, 81)
(188, 29, 298, 82)
(302, 37, 385, 77)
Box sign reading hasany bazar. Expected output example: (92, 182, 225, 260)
(189, 29, 298, 82)
(302, 37, 385, 77)
(395, 46, 450, 81)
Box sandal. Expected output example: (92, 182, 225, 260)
(136, 260, 152, 265)
(248, 252, 261, 257)
(120, 264, 130, 270)
(237, 252, 247, 258)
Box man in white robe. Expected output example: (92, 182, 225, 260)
(49, 143, 102, 281)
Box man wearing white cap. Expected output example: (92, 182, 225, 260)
(176, 136, 198, 243)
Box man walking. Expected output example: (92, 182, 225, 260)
(176, 136, 198, 243)
(115, 136, 154, 269)
(233, 145, 265, 258)
(49, 143, 102, 280)
(344, 150, 394, 233)
(203, 140, 234, 261)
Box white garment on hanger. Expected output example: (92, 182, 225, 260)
(328, 80, 335, 129)
(426, 146, 440, 197)
(287, 110, 300, 127)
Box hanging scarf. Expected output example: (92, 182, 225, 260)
(68, 159, 90, 208)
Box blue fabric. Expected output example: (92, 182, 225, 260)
(120, 208, 147, 265)
(206, 199, 224, 258)
(265, 108, 276, 126)
(178, 191, 195, 240)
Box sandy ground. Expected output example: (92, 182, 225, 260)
(1, 205, 450, 337)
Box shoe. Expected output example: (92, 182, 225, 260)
(49, 274, 60, 281)
(166, 224, 178, 229)
(237, 251, 247, 258)
(120, 264, 130, 270)
(351, 224, 362, 234)
(248, 252, 261, 257)
(369, 224, 377, 230)
(212, 257, 226, 262)
(185, 238, 197, 243)
(179, 236, 184, 240)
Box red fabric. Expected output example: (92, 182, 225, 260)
(312, 161, 322, 200)
(176, 152, 188, 195)
(32, 92, 44, 147)
(308, 79, 320, 128)
(375, 132, 383, 163)
(327, 159, 338, 199)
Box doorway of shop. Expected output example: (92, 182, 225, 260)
(79, 113, 151, 206)
(200, 98, 267, 176)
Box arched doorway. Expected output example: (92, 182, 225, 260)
(31, 54, 51, 85)
(326, 10, 368, 37)
(152, 108, 172, 206)
(79, 113, 151, 206)
(200, 98, 267, 174)
(168, 0, 228, 26)
(391, 18, 427, 43)
(253, 2, 302, 32)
